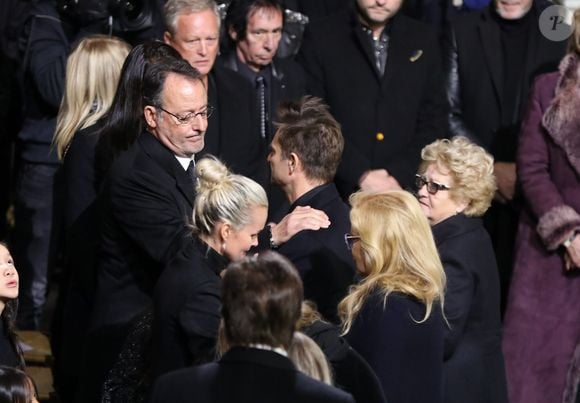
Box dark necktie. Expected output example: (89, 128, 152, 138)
(256, 75, 267, 139)
(186, 159, 196, 184)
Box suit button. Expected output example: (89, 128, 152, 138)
(376, 132, 384, 141)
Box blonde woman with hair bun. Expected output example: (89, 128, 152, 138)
(339, 190, 445, 403)
(152, 156, 268, 378)
(417, 136, 508, 403)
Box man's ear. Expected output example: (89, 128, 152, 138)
(144, 106, 158, 129)
(163, 31, 173, 45)
(228, 26, 237, 41)
(288, 152, 301, 174)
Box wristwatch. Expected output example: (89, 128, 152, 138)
(268, 225, 279, 249)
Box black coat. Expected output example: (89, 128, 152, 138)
(150, 347, 356, 403)
(346, 290, 444, 403)
(218, 53, 306, 214)
(444, 1, 566, 161)
(303, 320, 387, 403)
(93, 131, 196, 330)
(200, 65, 266, 186)
(432, 214, 508, 403)
(297, 10, 448, 196)
(151, 237, 228, 378)
(267, 183, 355, 323)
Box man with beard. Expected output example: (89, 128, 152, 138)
(297, 0, 448, 198)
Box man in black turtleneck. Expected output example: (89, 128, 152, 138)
(443, 0, 566, 314)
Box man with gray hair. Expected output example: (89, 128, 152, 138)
(163, 0, 266, 185)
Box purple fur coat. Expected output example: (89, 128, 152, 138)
(503, 54, 580, 403)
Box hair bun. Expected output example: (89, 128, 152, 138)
(195, 155, 230, 193)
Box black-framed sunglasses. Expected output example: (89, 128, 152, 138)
(157, 105, 215, 126)
(415, 174, 451, 195)
(344, 233, 361, 251)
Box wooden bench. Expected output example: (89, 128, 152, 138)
(16, 331, 55, 402)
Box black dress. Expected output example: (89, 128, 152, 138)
(0, 319, 20, 368)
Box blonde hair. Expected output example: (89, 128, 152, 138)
(193, 156, 268, 235)
(339, 191, 446, 333)
(54, 35, 130, 159)
(419, 136, 496, 217)
(288, 332, 333, 385)
(296, 300, 325, 330)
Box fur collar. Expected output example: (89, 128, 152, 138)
(542, 53, 580, 176)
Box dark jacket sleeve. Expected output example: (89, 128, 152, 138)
(24, 9, 67, 109)
(442, 24, 478, 141)
(109, 170, 192, 266)
(441, 254, 475, 359)
(179, 279, 221, 364)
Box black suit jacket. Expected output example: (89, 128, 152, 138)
(200, 65, 266, 185)
(267, 183, 355, 323)
(93, 131, 196, 329)
(152, 237, 228, 378)
(218, 53, 306, 214)
(432, 214, 508, 403)
(297, 10, 448, 196)
(444, 1, 566, 161)
(150, 347, 356, 403)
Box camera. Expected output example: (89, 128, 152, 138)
(57, 0, 155, 34)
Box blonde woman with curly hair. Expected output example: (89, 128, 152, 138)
(339, 190, 446, 403)
(417, 136, 508, 403)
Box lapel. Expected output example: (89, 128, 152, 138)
(380, 16, 411, 92)
(270, 59, 283, 116)
(138, 131, 195, 207)
(478, 9, 504, 111)
(351, 12, 383, 81)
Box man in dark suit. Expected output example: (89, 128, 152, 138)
(444, 0, 567, 311)
(163, 0, 267, 186)
(263, 96, 355, 323)
(297, 0, 448, 198)
(219, 0, 307, 214)
(150, 251, 355, 403)
(84, 54, 207, 401)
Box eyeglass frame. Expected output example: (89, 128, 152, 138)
(344, 233, 361, 251)
(156, 104, 215, 126)
(415, 174, 452, 195)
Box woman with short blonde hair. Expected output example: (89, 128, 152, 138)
(339, 190, 445, 403)
(416, 136, 508, 402)
(419, 136, 496, 218)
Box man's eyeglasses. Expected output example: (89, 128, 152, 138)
(157, 105, 215, 126)
(344, 233, 361, 251)
(415, 174, 451, 195)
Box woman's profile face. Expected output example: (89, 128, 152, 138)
(0, 244, 18, 302)
(417, 164, 465, 226)
(224, 205, 268, 262)
(349, 227, 367, 276)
